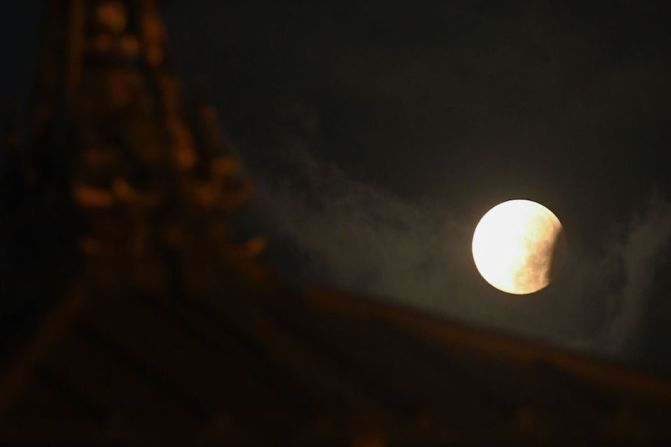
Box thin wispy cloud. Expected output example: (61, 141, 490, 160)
(253, 148, 671, 363)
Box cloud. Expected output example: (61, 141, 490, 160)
(255, 147, 474, 313)
(597, 196, 671, 355)
(253, 148, 671, 360)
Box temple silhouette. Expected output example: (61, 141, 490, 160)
(2, 1, 671, 444)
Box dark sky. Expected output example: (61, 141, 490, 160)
(0, 1, 40, 119)
(3, 1, 671, 373)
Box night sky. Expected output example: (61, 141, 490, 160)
(3, 1, 671, 373)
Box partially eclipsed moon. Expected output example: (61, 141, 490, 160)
(472, 199, 566, 295)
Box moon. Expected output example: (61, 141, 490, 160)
(472, 199, 566, 295)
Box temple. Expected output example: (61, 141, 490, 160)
(1, 1, 671, 444)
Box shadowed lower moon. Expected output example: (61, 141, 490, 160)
(472, 199, 567, 295)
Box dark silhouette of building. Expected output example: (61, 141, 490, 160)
(2, 1, 671, 444)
